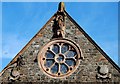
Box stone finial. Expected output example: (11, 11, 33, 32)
(52, 2, 66, 38)
(58, 2, 65, 12)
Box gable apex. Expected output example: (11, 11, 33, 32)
(1, 2, 120, 82)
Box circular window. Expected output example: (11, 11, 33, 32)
(38, 38, 81, 78)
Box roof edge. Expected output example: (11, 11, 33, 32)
(1, 8, 119, 77)
(64, 11, 120, 73)
(0, 12, 57, 76)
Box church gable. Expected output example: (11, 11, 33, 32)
(0, 2, 120, 83)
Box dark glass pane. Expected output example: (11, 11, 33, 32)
(61, 44, 69, 54)
(52, 44, 59, 54)
(60, 63, 68, 74)
(66, 50, 76, 57)
(57, 55, 64, 62)
(65, 59, 76, 66)
(51, 63, 59, 74)
(46, 51, 54, 58)
(45, 59, 54, 67)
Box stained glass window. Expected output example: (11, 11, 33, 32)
(38, 39, 82, 78)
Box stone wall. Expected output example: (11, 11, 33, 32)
(0, 13, 120, 83)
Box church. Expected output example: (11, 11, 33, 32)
(0, 2, 120, 83)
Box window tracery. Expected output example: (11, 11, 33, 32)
(38, 39, 82, 78)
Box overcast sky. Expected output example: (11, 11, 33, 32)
(1, 2, 119, 71)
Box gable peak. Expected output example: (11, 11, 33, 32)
(58, 2, 65, 12)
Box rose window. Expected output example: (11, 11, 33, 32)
(38, 39, 81, 78)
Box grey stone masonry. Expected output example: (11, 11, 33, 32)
(0, 7, 120, 83)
